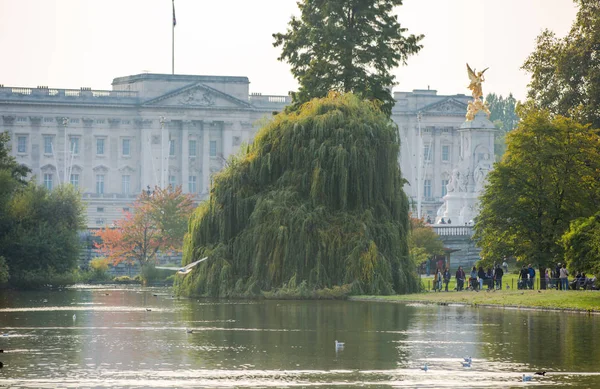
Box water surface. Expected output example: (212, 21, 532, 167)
(1, 286, 599, 388)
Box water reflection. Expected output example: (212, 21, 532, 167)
(0, 286, 598, 388)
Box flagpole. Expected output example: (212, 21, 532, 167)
(172, 0, 175, 75)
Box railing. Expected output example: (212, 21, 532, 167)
(249, 94, 291, 106)
(432, 225, 474, 236)
(0, 86, 138, 99)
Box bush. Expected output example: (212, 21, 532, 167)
(88, 258, 111, 281)
(0, 256, 9, 284)
(113, 276, 138, 283)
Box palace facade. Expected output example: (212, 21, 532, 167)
(1, 73, 474, 227)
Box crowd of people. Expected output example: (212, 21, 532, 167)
(432, 264, 505, 292)
(430, 261, 597, 292)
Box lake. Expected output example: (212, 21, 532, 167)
(0, 285, 599, 388)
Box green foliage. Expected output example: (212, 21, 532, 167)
(0, 132, 30, 185)
(87, 257, 111, 281)
(113, 275, 138, 283)
(0, 183, 86, 285)
(9, 268, 80, 289)
(273, 0, 423, 116)
(522, 0, 600, 128)
(561, 213, 600, 277)
(408, 218, 444, 266)
(176, 93, 417, 298)
(0, 256, 9, 284)
(486, 93, 519, 132)
(485, 93, 519, 160)
(475, 106, 600, 268)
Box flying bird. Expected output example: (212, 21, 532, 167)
(155, 257, 208, 275)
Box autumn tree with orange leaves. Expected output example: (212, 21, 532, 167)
(95, 186, 195, 270)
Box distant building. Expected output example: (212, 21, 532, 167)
(1, 74, 471, 226)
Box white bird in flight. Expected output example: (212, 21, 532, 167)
(156, 257, 208, 275)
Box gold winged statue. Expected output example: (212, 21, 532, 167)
(465, 63, 491, 121)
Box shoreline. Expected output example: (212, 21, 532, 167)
(349, 294, 600, 315)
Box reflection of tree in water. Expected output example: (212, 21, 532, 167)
(183, 301, 413, 371)
(476, 309, 600, 372)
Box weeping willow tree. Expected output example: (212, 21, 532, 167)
(175, 93, 418, 298)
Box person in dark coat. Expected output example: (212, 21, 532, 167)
(455, 266, 466, 291)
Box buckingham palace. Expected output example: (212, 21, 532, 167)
(1, 72, 476, 227)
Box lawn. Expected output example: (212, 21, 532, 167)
(353, 274, 600, 312)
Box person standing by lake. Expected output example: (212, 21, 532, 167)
(456, 266, 466, 291)
(478, 266, 486, 290)
(528, 264, 536, 289)
(559, 264, 569, 291)
(494, 264, 504, 290)
(519, 265, 528, 290)
(443, 268, 451, 292)
(470, 266, 478, 290)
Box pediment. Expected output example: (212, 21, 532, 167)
(40, 164, 56, 172)
(142, 83, 252, 109)
(118, 165, 135, 174)
(93, 164, 109, 173)
(421, 98, 467, 115)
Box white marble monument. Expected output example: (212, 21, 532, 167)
(437, 111, 496, 225)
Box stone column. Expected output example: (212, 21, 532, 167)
(202, 121, 210, 193)
(181, 121, 190, 193)
(222, 121, 233, 163)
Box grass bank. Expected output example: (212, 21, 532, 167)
(352, 289, 600, 312)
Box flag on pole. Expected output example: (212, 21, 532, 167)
(172, 0, 176, 27)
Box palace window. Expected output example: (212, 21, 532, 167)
(97, 207, 104, 213)
(96, 174, 105, 194)
(169, 175, 176, 189)
(189, 140, 197, 157)
(189, 176, 197, 193)
(122, 175, 130, 195)
(44, 173, 53, 190)
(122, 139, 130, 156)
(70, 136, 80, 154)
(233, 136, 241, 146)
(442, 179, 449, 197)
(96, 219, 105, 226)
(96, 138, 105, 155)
(17, 117, 27, 122)
(424, 179, 432, 199)
(209, 140, 217, 157)
(442, 145, 450, 162)
(17, 136, 27, 153)
(44, 136, 53, 154)
(423, 145, 432, 162)
(70, 173, 79, 188)
(169, 140, 175, 156)
(44, 117, 54, 123)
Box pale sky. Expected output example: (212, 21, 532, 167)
(0, 0, 578, 101)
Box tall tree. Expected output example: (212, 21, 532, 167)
(273, 0, 423, 116)
(1, 184, 86, 284)
(95, 186, 194, 271)
(177, 94, 417, 298)
(474, 106, 600, 277)
(522, 0, 600, 127)
(561, 213, 600, 277)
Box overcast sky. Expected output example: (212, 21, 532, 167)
(0, 0, 577, 101)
